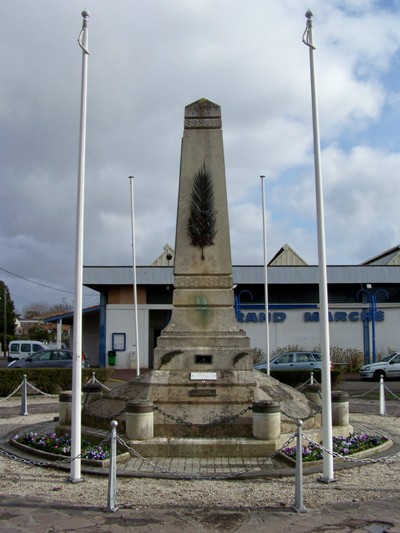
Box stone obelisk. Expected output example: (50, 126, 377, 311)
(154, 98, 253, 371)
(82, 99, 320, 447)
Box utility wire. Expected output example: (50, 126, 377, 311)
(0, 266, 93, 296)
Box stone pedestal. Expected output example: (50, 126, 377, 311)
(58, 390, 72, 427)
(82, 382, 102, 406)
(304, 383, 322, 406)
(252, 401, 281, 440)
(125, 400, 154, 440)
(331, 391, 349, 427)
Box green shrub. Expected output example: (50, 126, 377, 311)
(0, 368, 114, 396)
(261, 369, 342, 388)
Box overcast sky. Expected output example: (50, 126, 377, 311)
(2, 0, 400, 314)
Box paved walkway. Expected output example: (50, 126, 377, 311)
(2, 382, 400, 531)
(1, 404, 397, 480)
(1, 493, 400, 532)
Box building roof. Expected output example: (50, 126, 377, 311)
(43, 306, 101, 324)
(82, 265, 400, 288)
(151, 243, 175, 266)
(361, 245, 400, 266)
(269, 244, 308, 266)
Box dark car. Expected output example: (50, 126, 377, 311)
(254, 351, 322, 372)
(7, 349, 90, 369)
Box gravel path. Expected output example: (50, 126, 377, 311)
(1, 396, 400, 513)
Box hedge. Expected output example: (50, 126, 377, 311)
(264, 369, 342, 388)
(0, 368, 114, 397)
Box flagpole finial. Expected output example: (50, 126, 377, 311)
(305, 9, 313, 20)
(82, 9, 90, 19)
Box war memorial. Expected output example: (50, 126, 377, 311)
(75, 99, 352, 457)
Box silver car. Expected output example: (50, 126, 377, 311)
(359, 352, 400, 381)
(254, 351, 322, 372)
(7, 349, 90, 369)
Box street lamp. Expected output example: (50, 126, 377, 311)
(0, 287, 6, 357)
(234, 290, 253, 321)
(357, 287, 389, 364)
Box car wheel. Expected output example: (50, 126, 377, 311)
(373, 370, 386, 381)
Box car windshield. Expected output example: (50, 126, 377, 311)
(29, 351, 50, 361)
(380, 354, 397, 363)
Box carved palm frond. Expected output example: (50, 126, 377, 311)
(187, 164, 217, 260)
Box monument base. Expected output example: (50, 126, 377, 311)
(82, 369, 321, 438)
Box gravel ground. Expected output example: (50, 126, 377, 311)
(1, 396, 400, 513)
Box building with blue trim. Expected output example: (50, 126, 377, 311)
(67, 244, 400, 369)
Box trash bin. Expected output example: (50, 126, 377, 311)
(107, 350, 117, 366)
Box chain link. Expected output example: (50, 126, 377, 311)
(348, 383, 380, 399)
(281, 405, 321, 422)
(25, 381, 58, 398)
(0, 382, 22, 402)
(301, 433, 400, 465)
(116, 433, 294, 480)
(384, 384, 400, 401)
(154, 406, 253, 427)
(87, 373, 111, 392)
(0, 445, 90, 467)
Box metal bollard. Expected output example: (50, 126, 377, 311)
(310, 371, 314, 384)
(292, 419, 307, 513)
(379, 375, 386, 416)
(106, 420, 119, 513)
(20, 374, 28, 416)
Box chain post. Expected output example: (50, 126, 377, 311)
(293, 419, 307, 513)
(380, 375, 386, 416)
(20, 374, 28, 416)
(106, 420, 119, 512)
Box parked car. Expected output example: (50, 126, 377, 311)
(254, 351, 322, 372)
(359, 352, 400, 381)
(8, 340, 46, 362)
(7, 349, 90, 369)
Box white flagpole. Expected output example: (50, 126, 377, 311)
(303, 10, 334, 482)
(69, 10, 90, 483)
(260, 175, 270, 375)
(129, 176, 140, 376)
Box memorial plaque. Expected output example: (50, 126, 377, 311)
(190, 372, 217, 381)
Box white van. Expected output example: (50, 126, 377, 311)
(8, 340, 46, 362)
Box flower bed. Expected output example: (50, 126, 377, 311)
(282, 433, 390, 462)
(11, 431, 130, 467)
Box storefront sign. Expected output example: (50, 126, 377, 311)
(304, 310, 385, 323)
(236, 309, 385, 324)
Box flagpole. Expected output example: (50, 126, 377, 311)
(129, 176, 140, 376)
(69, 9, 90, 483)
(303, 9, 334, 482)
(260, 175, 270, 375)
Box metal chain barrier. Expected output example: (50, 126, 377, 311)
(0, 432, 112, 469)
(87, 372, 111, 392)
(296, 372, 320, 391)
(116, 432, 297, 480)
(348, 382, 380, 400)
(384, 384, 400, 401)
(25, 381, 58, 398)
(302, 432, 400, 465)
(154, 405, 253, 427)
(281, 405, 321, 422)
(0, 382, 22, 402)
